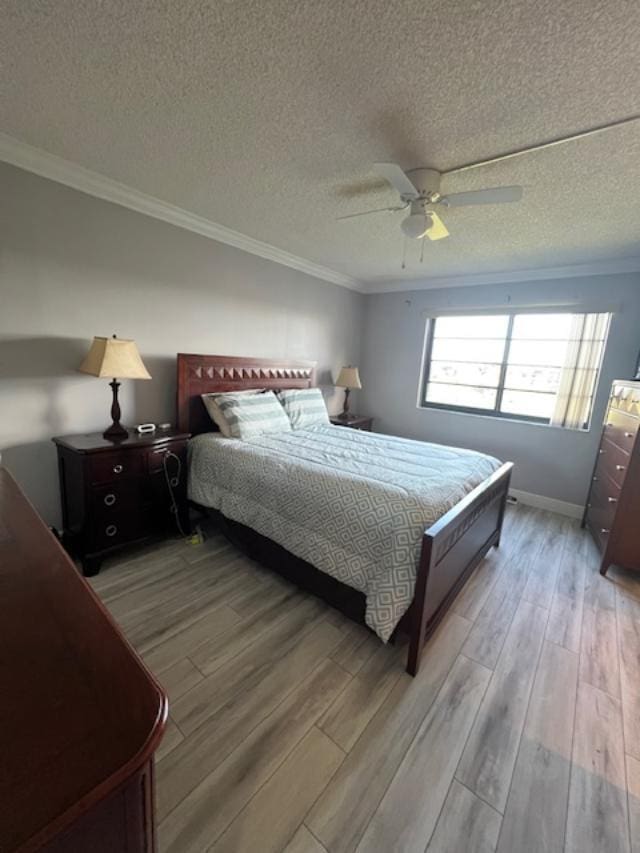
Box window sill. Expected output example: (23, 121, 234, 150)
(416, 403, 592, 434)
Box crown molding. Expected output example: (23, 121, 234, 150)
(4, 132, 638, 297)
(363, 256, 640, 294)
(0, 132, 364, 293)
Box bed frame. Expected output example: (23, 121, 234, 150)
(177, 353, 513, 676)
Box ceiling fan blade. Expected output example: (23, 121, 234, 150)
(336, 205, 406, 221)
(425, 211, 449, 241)
(442, 186, 523, 207)
(372, 163, 420, 198)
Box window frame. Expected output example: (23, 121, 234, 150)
(419, 310, 606, 428)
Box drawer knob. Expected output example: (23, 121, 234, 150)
(601, 528, 610, 535)
(599, 449, 605, 455)
(113, 464, 124, 474)
(104, 493, 116, 507)
(592, 476, 599, 482)
(105, 524, 118, 537)
(615, 464, 626, 471)
(625, 432, 634, 438)
(607, 496, 618, 503)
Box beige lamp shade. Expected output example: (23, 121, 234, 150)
(79, 336, 151, 380)
(335, 366, 362, 389)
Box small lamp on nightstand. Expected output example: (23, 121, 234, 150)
(335, 366, 362, 419)
(79, 335, 151, 440)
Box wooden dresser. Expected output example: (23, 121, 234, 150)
(53, 428, 190, 576)
(583, 379, 640, 576)
(0, 467, 167, 852)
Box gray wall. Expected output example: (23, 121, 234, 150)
(3, 158, 639, 522)
(360, 275, 640, 506)
(0, 162, 364, 526)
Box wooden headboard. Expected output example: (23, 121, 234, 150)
(176, 353, 317, 435)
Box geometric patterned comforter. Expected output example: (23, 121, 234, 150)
(188, 426, 500, 641)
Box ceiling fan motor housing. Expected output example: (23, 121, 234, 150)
(404, 167, 442, 201)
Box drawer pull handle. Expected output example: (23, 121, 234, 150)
(607, 496, 618, 503)
(615, 464, 626, 471)
(601, 528, 610, 535)
(104, 493, 116, 507)
(105, 524, 118, 537)
(113, 464, 124, 474)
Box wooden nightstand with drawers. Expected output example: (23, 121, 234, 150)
(583, 379, 640, 576)
(53, 428, 190, 576)
(329, 414, 374, 431)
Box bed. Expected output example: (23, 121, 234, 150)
(177, 353, 513, 675)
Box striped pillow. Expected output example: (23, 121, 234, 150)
(201, 389, 264, 436)
(278, 388, 330, 429)
(215, 390, 291, 439)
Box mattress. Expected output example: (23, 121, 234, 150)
(188, 425, 501, 641)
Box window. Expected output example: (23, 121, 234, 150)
(421, 311, 611, 429)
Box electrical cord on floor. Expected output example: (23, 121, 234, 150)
(162, 450, 188, 538)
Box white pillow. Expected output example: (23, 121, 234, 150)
(278, 388, 330, 429)
(201, 389, 263, 436)
(215, 390, 292, 439)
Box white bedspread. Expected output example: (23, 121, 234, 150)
(188, 426, 500, 641)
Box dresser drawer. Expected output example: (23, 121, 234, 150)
(585, 478, 617, 554)
(585, 514, 611, 555)
(146, 442, 188, 474)
(88, 451, 144, 484)
(590, 467, 621, 502)
(586, 477, 617, 526)
(90, 510, 151, 552)
(594, 438, 630, 489)
(90, 481, 142, 513)
(603, 409, 639, 454)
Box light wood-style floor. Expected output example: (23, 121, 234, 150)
(91, 505, 640, 853)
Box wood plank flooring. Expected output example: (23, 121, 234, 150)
(90, 505, 640, 853)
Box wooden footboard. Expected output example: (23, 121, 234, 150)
(405, 462, 513, 676)
(197, 462, 512, 679)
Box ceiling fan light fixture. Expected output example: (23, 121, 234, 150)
(401, 211, 432, 239)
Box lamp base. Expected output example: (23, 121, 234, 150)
(103, 379, 129, 440)
(103, 423, 129, 440)
(340, 387, 351, 418)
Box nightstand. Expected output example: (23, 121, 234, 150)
(53, 428, 190, 576)
(330, 414, 373, 431)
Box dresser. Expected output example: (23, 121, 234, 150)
(53, 428, 190, 576)
(583, 379, 640, 576)
(0, 468, 167, 852)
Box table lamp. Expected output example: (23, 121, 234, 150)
(335, 366, 362, 419)
(79, 335, 151, 439)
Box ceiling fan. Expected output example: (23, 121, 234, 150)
(337, 113, 640, 255)
(337, 163, 523, 241)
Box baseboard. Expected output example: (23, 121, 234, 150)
(508, 488, 583, 520)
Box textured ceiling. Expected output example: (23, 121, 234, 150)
(2, 0, 640, 285)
